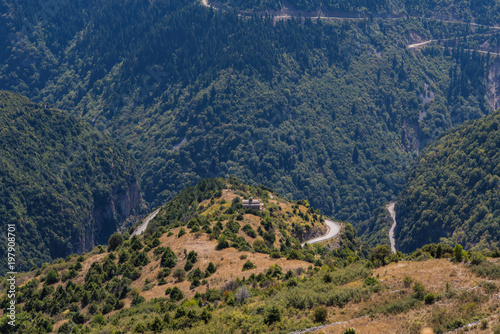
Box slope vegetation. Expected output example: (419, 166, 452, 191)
(0, 178, 366, 333)
(396, 111, 500, 252)
(222, 0, 500, 25)
(0, 0, 495, 231)
(2, 178, 500, 333)
(0, 91, 140, 273)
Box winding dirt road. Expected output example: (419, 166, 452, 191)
(301, 219, 341, 247)
(131, 208, 161, 237)
(387, 202, 397, 253)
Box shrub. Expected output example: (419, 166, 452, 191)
(264, 305, 281, 325)
(200, 308, 212, 324)
(343, 329, 357, 334)
(380, 296, 419, 315)
(424, 293, 436, 305)
(173, 268, 186, 282)
(92, 313, 105, 325)
(108, 233, 124, 251)
(170, 287, 184, 301)
(403, 276, 413, 288)
(493, 324, 500, 334)
(235, 286, 251, 303)
(481, 281, 498, 294)
(454, 244, 464, 262)
(157, 268, 171, 279)
(242, 224, 257, 238)
(45, 269, 59, 285)
(187, 250, 198, 263)
(242, 260, 256, 271)
(161, 247, 177, 268)
(314, 306, 328, 322)
(206, 262, 217, 275)
(134, 322, 147, 333)
(470, 261, 500, 279)
(216, 236, 229, 250)
(184, 261, 194, 271)
(178, 228, 186, 238)
(363, 276, 378, 286)
(132, 294, 146, 306)
(470, 252, 486, 265)
(412, 281, 426, 300)
(287, 249, 303, 260)
(270, 249, 281, 259)
(72, 312, 86, 325)
(148, 316, 164, 333)
(131, 236, 143, 251)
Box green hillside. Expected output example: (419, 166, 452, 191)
(396, 111, 500, 252)
(0, 0, 497, 233)
(0, 91, 141, 273)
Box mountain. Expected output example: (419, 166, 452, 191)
(1, 178, 500, 333)
(2, 0, 497, 235)
(395, 111, 500, 252)
(219, 0, 500, 25)
(0, 91, 141, 273)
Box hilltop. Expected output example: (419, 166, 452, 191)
(0, 178, 364, 333)
(1, 179, 500, 333)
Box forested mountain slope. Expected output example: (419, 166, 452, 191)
(221, 0, 500, 25)
(396, 111, 500, 252)
(0, 0, 496, 231)
(0, 91, 141, 273)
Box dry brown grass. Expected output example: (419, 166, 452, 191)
(307, 259, 500, 334)
(137, 228, 311, 301)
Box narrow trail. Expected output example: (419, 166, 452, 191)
(131, 208, 161, 237)
(387, 202, 397, 254)
(301, 219, 341, 247)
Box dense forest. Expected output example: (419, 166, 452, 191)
(0, 0, 498, 249)
(396, 111, 500, 252)
(0, 91, 141, 273)
(223, 0, 500, 25)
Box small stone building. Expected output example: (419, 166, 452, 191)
(242, 197, 264, 210)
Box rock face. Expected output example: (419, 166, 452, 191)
(80, 179, 141, 253)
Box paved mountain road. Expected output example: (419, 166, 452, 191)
(131, 208, 161, 237)
(301, 219, 341, 247)
(387, 202, 397, 253)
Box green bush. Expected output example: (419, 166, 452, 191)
(264, 305, 281, 325)
(216, 236, 230, 250)
(313, 306, 328, 322)
(242, 260, 256, 271)
(161, 247, 177, 268)
(343, 329, 357, 334)
(108, 233, 124, 251)
(45, 269, 59, 285)
(403, 276, 413, 288)
(424, 292, 436, 305)
(178, 228, 186, 238)
(173, 268, 186, 282)
(170, 287, 184, 301)
(412, 282, 426, 300)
